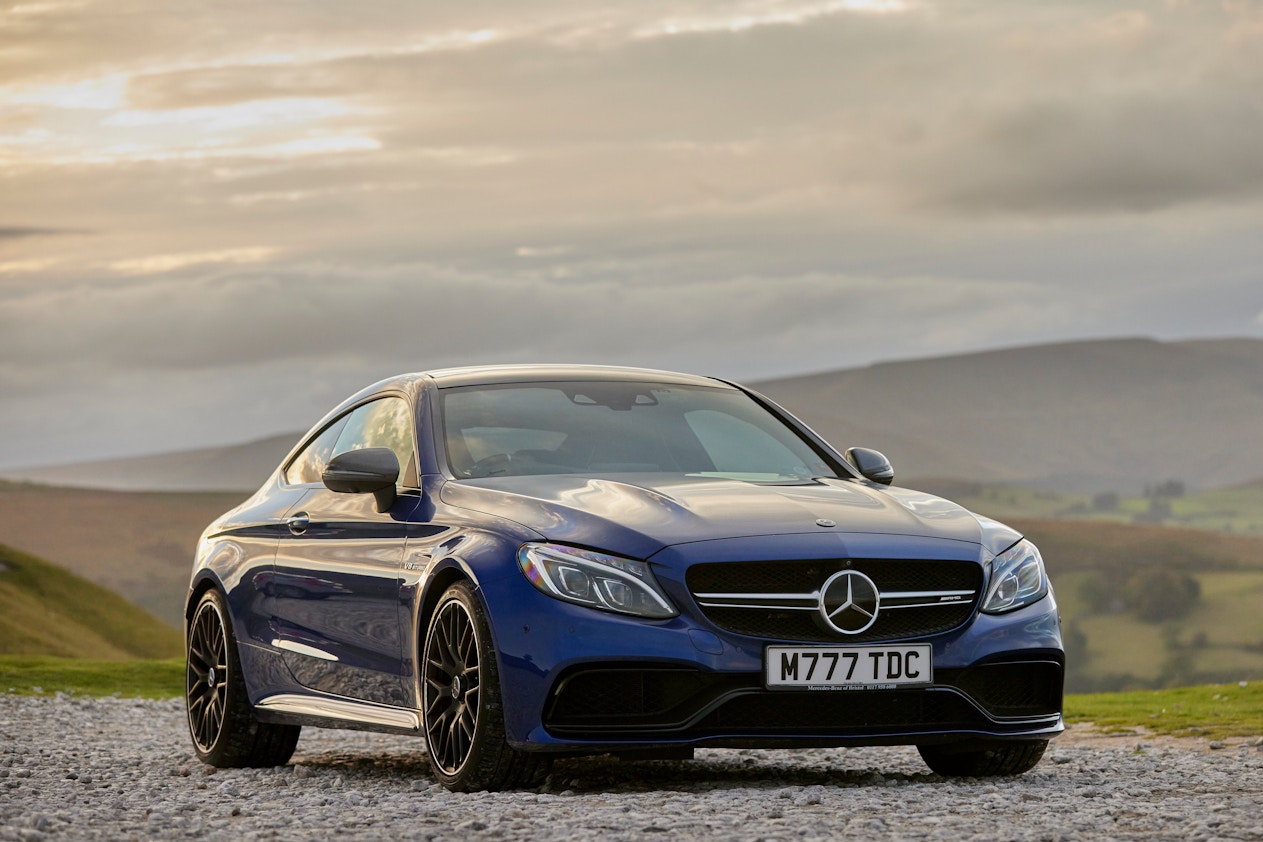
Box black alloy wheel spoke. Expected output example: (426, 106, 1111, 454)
(424, 599, 481, 775)
(187, 604, 229, 752)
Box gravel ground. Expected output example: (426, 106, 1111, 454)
(2, 694, 1262, 841)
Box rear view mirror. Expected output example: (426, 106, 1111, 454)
(844, 447, 894, 485)
(322, 447, 399, 512)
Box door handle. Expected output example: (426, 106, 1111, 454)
(287, 513, 310, 535)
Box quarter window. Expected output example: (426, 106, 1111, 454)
(284, 417, 349, 485)
(331, 397, 416, 485)
(284, 397, 417, 486)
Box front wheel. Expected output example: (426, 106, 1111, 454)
(421, 582, 551, 791)
(917, 740, 1048, 777)
(186, 589, 300, 767)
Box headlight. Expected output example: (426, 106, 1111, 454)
(517, 543, 677, 619)
(981, 539, 1048, 614)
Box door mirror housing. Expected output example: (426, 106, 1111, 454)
(844, 447, 894, 486)
(322, 447, 400, 512)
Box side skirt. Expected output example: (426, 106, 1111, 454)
(255, 693, 421, 734)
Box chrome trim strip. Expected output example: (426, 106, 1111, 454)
(271, 639, 339, 662)
(694, 592, 819, 600)
(695, 589, 976, 610)
(884, 605, 969, 613)
(697, 601, 818, 611)
(255, 694, 420, 731)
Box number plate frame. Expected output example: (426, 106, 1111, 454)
(764, 644, 933, 690)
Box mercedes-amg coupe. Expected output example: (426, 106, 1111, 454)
(185, 365, 1063, 790)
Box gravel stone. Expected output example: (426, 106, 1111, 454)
(1, 693, 1261, 840)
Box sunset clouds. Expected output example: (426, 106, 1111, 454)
(2, 1, 1261, 466)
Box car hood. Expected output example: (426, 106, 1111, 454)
(440, 474, 1018, 560)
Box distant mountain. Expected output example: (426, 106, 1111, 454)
(2, 337, 1261, 493)
(2, 432, 301, 492)
(0, 543, 181, 659)
(751, 337, 1263, 493)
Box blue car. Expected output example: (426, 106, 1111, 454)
(185, 365, 1063, 790)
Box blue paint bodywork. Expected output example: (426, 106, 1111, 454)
(187, 365, 1064, 754)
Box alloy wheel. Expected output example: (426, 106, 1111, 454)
(423, 598, 481, 774)
(186, 601, 229, 752)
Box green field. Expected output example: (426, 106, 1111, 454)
(1064, 681, 1263, 740)
(915, 478, 1263, 537)
(0, 543, 182, 659)
(0, 655, 182, 699)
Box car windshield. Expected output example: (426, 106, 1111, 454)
(440, 380, 838, 482)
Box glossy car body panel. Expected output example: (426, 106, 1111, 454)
(187, 364, 1063, 760)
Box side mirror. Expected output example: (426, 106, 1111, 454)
(844, 447, 894, 486)
(322, 447, 400, 512)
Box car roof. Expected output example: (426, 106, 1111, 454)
(420, 364, 731, 390)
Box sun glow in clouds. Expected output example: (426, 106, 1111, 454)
(636, 0, 909, 38)
(105, 98, 350, 130)
(109, 247, 277, 275)
(1, 90, 378, 167)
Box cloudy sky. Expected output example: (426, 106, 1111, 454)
(2, 0, 1261, 469)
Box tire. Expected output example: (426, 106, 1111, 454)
(186, 589, 301, 767)
(421, 582, 552, 791)
(917, 740, 1048, 777)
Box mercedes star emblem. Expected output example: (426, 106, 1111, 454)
(818, 570, 881, 634)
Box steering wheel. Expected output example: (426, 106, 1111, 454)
(467, 452, 513, 478)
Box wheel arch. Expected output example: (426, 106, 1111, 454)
(185, 571, 225, 629)
(184, 571, 264, 702)
(417, 559, 481, 643)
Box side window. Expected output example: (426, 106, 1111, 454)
(331, 397, 416, 486)
(284, 416, 350, 485)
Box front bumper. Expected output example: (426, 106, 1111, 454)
(480, 569, 1064, 752)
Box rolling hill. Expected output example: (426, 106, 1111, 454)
(753, 336, 1263, 494)
(0, 481, 245, 627)
(1, 432, 299, 492)
(0, 543, 181, 659)
(3, 337, 1261, 495)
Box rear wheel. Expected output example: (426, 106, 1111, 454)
(186, 589, 300, 767)
(421, 582, 551, 791)
(917, 740, 1048, 777)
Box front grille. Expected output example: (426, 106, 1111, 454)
(686, 559, 983, 643)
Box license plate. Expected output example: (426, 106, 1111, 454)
(765, 644, 933, 690)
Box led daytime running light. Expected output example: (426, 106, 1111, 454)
(517, 543, 677, 619)
(982, 539, 1048, 614)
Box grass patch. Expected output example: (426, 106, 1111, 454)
(912, 478, 1263, 537)
(0, 655, 183, 699)
(1065, 682, 1263, 740)
(0, 544, 181, 659)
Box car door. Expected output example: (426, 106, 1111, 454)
(271, 395, 420, 706)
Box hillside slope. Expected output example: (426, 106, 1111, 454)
(3, 432, 299, 492)
(754, 337, 1263, 492)
(0, 544, 181, 659)
(0, 482, 245, 627)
